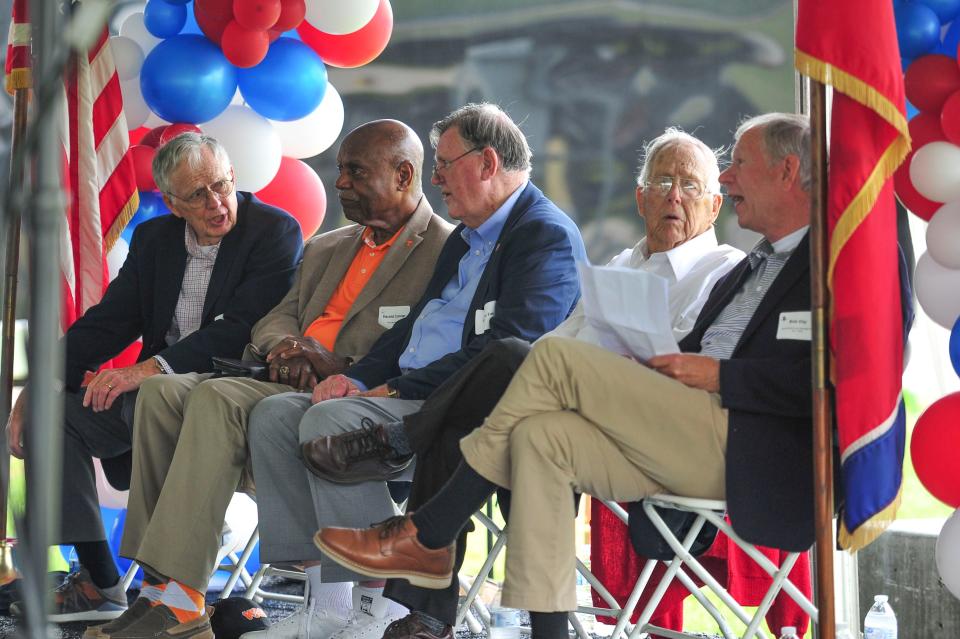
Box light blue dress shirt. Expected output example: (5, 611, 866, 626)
(396, 182, 527, 371)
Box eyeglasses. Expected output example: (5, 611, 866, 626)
(167, 176, 236, 211)
(644, 175, 707, 199)
(431, 147, 481, 179)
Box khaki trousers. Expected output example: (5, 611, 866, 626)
(460, 337, 729, 612)
(120, 373, 293, 590)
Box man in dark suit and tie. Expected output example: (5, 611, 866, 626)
(242, 103, 586, 639)
(314, 112, 820, 639)
(5, 133, 302, 622)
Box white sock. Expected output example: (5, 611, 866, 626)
(304, 566, 353, 614)
(354, 585, 409, 618)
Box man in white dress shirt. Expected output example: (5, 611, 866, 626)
(301, 128, 744, 639)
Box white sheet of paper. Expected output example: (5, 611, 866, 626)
(577, 262, 680, 361)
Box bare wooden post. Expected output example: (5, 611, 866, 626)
(809, 79, 836, 639)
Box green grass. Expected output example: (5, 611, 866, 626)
(459, 387, 953, 638)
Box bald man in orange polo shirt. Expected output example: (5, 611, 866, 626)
(100, 121, 453, 639)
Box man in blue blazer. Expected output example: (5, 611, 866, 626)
(243, 103, 585, 639)
(5, 133, 302, 622)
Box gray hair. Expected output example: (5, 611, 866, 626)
(429, 103, 532, 174)
(153, 132, 231, 194)
(636, 128, 722, 193)
(735, 113, 811, 192)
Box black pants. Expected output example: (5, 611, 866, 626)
(384, 337, 531, 624)
(54, 389, 137, 543)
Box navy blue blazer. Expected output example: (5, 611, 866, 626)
(63, 192, 303, 392)
(348, 181, 586, 399)
(679, 235, 813, 551)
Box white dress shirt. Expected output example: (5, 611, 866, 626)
(543, 227, 744, 345)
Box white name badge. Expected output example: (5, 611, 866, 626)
(777, 311, 812, 341)
(475, 300, 497, 335)
(378, 305, 410, 329)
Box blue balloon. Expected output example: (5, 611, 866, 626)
(122, 191, 171, 243)
(144, 0, 187, 39)
(896, 3, 942, 58)
(901, 55, 914, 73)
(238, 38, 327, 121)
(917, 0, 960, 23)
(141, 35, 238, 124)
(182, 1, 202, 35)
(951, 316, 960, 378)
(940, 18, 960, 56)
(282, 29, 302, 41)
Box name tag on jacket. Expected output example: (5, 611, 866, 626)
(475, 300, 497, 335)
(777, 311, 812, 340)
(379, 306, 410, 329)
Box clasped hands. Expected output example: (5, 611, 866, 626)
(267, 336, 350, 391)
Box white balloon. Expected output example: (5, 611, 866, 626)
(927, 200, 960, 270)
(106, 238, 130, 281)
(94, 458, 128, 510)
(915, 251, 960, 329)
(937, 509, 960, 601)
(109, 36, 145, 82)
(910, 141, 960, 203)
(119, 12, 162, 55)
(120, 77, 150, 129)
(202, 105, 282, 192)
(269, 83, 344, 159)
(304, 0, 379, 35)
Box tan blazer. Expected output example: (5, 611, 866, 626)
(247, 198, 453, 363)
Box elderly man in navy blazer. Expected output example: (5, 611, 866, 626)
(243, 103, 586, 639)
(314, 113, 823, 639)
(5, 133, 302, 622)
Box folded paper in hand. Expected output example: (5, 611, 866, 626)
(577, 262, 679, 361)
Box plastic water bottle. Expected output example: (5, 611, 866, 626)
(489, 607, 521, 639)
(778, 626, 799, 639)
(864, 594, 898, 639)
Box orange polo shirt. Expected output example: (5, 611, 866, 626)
(304, 225, 405, 350)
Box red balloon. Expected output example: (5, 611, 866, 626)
(267, 28, 284, 43)
(109, 341, 143, 369)
(140, 125, 169, 148)
(274, 0, 306, 31)
(159, 123, 203, 145)
(130, 145, 157, 192)
(909, 111, 945, 148)
(129, 126, 150, 146)
(221, 20, 270, 68)
(940, 90, 960, 144)
(255, 156, 326, 238)
(297, 0, 393, 68)
(905, 54, 960, 113)
(911, 392, 960, 507)
(194, 0, 234, 45)
(894, 155, 941, 220)
(233, 0, 281, 31)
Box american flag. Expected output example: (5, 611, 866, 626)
(60, 23, 140, 327)
(4, 0, 30, 94)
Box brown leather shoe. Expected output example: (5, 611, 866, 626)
(382, 613, 453, 639)
(300, 418, 414, 483)
(313, 515, 454, 589)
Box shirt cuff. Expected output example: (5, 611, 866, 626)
(153, 355, 174, 375)
(347, 377, 368, 392)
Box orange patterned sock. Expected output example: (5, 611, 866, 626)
(154, 579, 205, 623)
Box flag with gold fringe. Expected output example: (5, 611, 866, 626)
(4, 0, 31, 93)
(796, 0, 911, 550)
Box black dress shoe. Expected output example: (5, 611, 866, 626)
(300, 418, 414, 483)
(382, 613, 453, 639)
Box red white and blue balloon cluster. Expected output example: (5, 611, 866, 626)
(894, 0, 960, 604)
(893, 0, 960, 367)
(107, 0, 393, 268)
